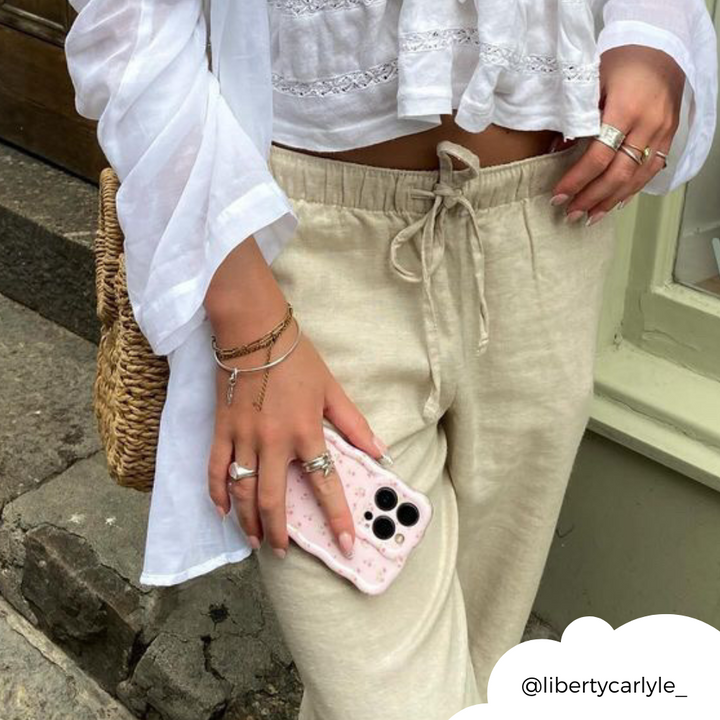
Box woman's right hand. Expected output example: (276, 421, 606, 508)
(204, 237, 389, 560)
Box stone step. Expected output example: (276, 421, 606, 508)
(0, 595, 137, 720)
(0, 139, 100, 344)
(0, 291, 301, 720)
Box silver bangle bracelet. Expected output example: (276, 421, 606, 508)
(212, 316, 302, 376)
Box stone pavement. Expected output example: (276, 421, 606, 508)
(0, 595, 136, 720)
(0, 290, 301, 720)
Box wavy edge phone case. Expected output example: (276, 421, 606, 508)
(285, 424, 433, 595)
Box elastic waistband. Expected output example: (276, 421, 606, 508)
(268, 138, 588, 214)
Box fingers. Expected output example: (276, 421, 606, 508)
(207, 434, 233, 518)
(228, 444, 262, 549)
(257, 430, 292, 558)
(566, 137, 643, 221)
(296, 426, 356, 558)
(568, 118, 670, 220)
(551, 109, 674, 224)
(324, 376, 392, 464)
(550, 109, 631, 211)
(598, 133, 670, 214)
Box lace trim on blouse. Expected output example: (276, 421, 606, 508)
(267, 0, 384, 15)
(272, 61, 399, 97)
(400, 29, 599, 83)
(272, 30, 599, 97)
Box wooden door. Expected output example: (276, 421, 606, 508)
(0, 0, 105, 182)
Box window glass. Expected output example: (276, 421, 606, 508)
(674, 5, 720, 298)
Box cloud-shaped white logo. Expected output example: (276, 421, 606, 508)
(450, 615, 720, 719)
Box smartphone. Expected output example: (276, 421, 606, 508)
(285, 424, 433, 595)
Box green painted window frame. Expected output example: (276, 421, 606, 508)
(589, 0, 720, 491)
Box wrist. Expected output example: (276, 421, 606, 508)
(207, 293, 290, 347)
(204, 235, 290, 342)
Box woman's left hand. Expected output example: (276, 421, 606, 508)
(550, 45, 686, 225)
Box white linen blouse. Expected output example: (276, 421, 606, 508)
(64, 0, 718, 586)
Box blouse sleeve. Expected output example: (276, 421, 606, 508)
(64, 0, 297, 357)
(594, 0, 718, 195)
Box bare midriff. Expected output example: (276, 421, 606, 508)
(273, 112, 565, 171)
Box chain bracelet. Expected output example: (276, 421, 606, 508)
(211, 302, 295, 409)
(214, 317, 302, 409)
(211, 303, 293, 361)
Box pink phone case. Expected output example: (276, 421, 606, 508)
(285, 424, 433, 595)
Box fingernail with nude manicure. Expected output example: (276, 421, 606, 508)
(215, 506, 226, 521)
(550, 194, 570, 206)
(338, 532, 354, 558)
(273, 548, 286, 560)
(586, 211, 606, 227)
(566, 210, 585, 224)
(372, 435, 394, 465)
(248, 536, 260, 550)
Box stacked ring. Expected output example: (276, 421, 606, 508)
(594, 121, 669, 171)
(619, 144, 644, 166)
(624, 142, 653, 164)
(301, 451, 335, 478)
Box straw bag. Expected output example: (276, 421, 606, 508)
(93, 167, 169, 492)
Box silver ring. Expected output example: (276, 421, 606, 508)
(656, 150, 669, 169)
(619, 144, 643, 166)
(301, 451, 335, 478)
(228, 462, 258, 482)
(594, 122, 626, 152)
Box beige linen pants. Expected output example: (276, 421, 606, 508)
(257, 138, 616, 720)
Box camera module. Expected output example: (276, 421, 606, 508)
(375, 487, 398, 511)
(396, 502, 419, 527)
(372, 516, 395, 540)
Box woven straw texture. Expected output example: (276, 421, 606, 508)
(93, 167, 169, 492)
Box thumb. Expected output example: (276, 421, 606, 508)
(324, 377, 393, 465)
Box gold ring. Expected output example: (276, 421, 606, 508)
(623, 142, 652, 165)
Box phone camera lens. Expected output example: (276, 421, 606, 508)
(396, 502, 419, 527)
(364, 511, 373, 521)
(372, 516, 395, 540)
(375, 487, 398, 511)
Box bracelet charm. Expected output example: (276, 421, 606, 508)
(226, 367, 239, 406)
(211, 303, 301, 411)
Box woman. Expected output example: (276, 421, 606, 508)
(64, 0, 717, 717)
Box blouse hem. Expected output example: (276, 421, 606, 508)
(139, 546, 253, 587)
(273, 101, 602, 154)
(272, 111, 440, 153)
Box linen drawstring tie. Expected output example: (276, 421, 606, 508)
(389, 140, 490, 421)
